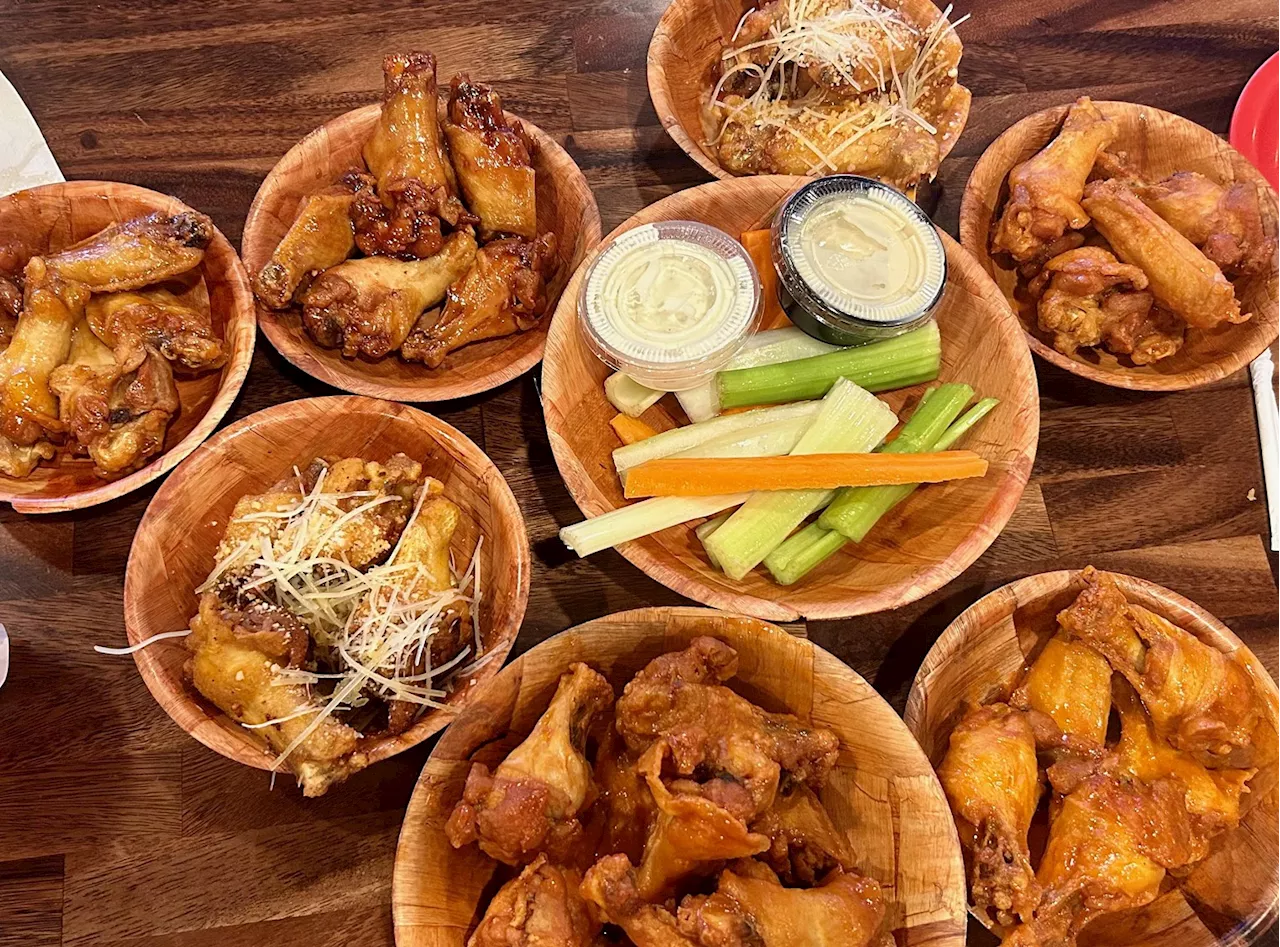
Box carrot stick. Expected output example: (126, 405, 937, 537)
(610, 414, 660, 445)
(741, 229, 789, 329)
(623, 451, 989, 498)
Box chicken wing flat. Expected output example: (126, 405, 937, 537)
(254, 171, 374, 309)
(45, 211, 212, 292)
(750, 782, 856, 886)
(446, 663, 615, 865)
(443, 76, 538, 239)
(1012, 635, 1112, 753)
(1082, 179, 1247, 329)
(992, 97, 1117, 264)
(400, 233, 555, 369)
(301, 229, 477, 359)
(937, 703, 1042, 928)
(614, 637, 839, 815)
(86, 286, 225, 373)
(467, 854, 599, 947)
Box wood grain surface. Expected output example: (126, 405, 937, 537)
(0, 2, 1277, 946)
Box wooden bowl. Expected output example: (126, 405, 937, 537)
(392, 605, 968, 947)
(242, 103, 601, 403)
(959, 100, 1280, 390)
(122, 395, 531, 777)
(904, 569, 1280, 946)
(647, 0, 970, 181)
(542, 176, 1039, 621)
(0, 181, 255, 513)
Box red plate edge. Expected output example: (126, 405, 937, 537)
(1231, 51, 1279, 190)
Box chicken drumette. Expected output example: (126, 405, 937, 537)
(467, 854, 600, 947)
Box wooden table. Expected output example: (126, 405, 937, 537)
(1, 2, 1277, 945)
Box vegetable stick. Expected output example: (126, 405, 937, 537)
(695, 512, 732, 569)
(610, 414, 660, 445)
(741, 228, 789, 329)
(605, 372, 665, 417)
(559, 494, 748, 558)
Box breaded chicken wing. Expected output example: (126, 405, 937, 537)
(468, 855, 599, 947)
(86, 286, 225, 373)
(45, 211, 212, 292)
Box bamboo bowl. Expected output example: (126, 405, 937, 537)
(0, 181, 255, 513)
(122, 395, 531, 777)
(904, 569, 1280, 946)
(242, 103, 601, 403)
(647, 0, 970, 181)
(392, 605, 968, 947)
(960, 100, 1280, 390)
(542, 175, 1039, 622)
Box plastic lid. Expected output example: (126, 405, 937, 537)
(577, 221, 761, 391)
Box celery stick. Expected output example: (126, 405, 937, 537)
(676, 328, 840, 422)
(605, 372, 665, 418)
(695, 512, 732, 570)
(717, 321, 941, 409)
(560, 494, 748, 557)
(612, 401, 819, 476)
(934, 398, 1000, 451)
(703, 378, 897, 581)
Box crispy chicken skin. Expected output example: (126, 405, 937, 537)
(1082, 179, 1248, 330)
(581, 853, 700, 947)
(301, 229, 477, 359)
(401, 234, 555, 368)
(443, 76, 538, 239)
(1012, 636, 1113, 752)
(86, 286, 225, 373)
(938, 703, 1042, 928)
(992, 98, 1118, 264)
(446, 663, 615, 865)
(45, 211, 212, 292)
(614, 637, 840, 816)
(468, 855, 600, 947)
(750, 782, 856, 886)
(254, 171, 374, 309)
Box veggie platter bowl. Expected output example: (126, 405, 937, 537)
(542, 175, 1039, 622)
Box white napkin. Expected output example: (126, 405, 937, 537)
(1250, 350, 1279, 551)
(0, 70, 63, 196)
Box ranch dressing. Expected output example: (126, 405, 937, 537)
(798, 198, 931, 310)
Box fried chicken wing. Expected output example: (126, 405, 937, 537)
(300, 229, 477, 359)
(400, 233, 555, 369)
(0, 274, 21, 345)
(750, 782, 855, 886)
(446, 663, 615, 865)
(582, 854, 700, 947)
(350, 178, 465, 261)
(1081, 179, 1247, 329)
(938, 703, 1042, 928)
(615, 637, 840, 815)
(45, 211, 212, 292)
(254, 171, 374, 309)
(444, 76, 538, 239)
(86, 286, 225, 373)
(468, 855, 600, 947)
(591, 729, 656, 865)
(1013, 636, 1113, 752)
(992, 97, 1117, 264)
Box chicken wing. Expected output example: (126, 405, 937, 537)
(254, 171, 374, 309)
(446, 663, 615, 865)
(991, 97, 1117, 264)
(750, 782, 855, 886)
(400, 234, 555, 369)
(614, 637, 840, 816)
(590, 729, 655, 865)
(86, 286, 225, 373)
(443, 76, 538, 239)
(300, 229, 477, 358)
(0, 274, 21, 345)
(350, 177, 463, 261)
(1012, 635, 1113, 752)
(581, 854, 700, 947)
(1081, 179, 1247, 329)
(45, 211, 212, 292)
(937, 703, 1042, 928)
(468, 854, 599, 947)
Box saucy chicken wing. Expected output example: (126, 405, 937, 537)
(350, 177, 464, 261)
(1013, 635, 1113, 752)
(254, 171, 374, 309)
(468, 855, 600, 947)
(301, 229, 477, 358)
(591, 729, 656, 865)
(0, 274, 21, 344)
(1081, 179, 1247, 329)
(45, 211, 212, 292)
(937, 703, 1042, 928)
(992, 97, 1117, 264)
(446, 663, 615, 865)
(750, 782, 856, 886)
(443, 76, 538, 239)
(582, 854, 700, 947)
(400, 233, 555, 369)
(86, 286, 225, 373)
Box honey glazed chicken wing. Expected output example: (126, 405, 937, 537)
(443, 76, 538, 239)
(45, 211, 212, 292)
(86, 286, 225, 373)
(467, 855, 600, 947)
(254, 171, 375, 309)
(992, 97, 1118, 264)
(446, 663, 615, 865)
(350, 177, 465, 261)
(400, 233, 556, 369)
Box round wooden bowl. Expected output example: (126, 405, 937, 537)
(392, 605, 968, 947)
(959, 100, 1280, 390)
(904, 569, 1280, 946)
(647, 0, 970, 181)
(122, 395, 531, 775)
(242, 103, 602, 402)
(0, 181, 255, 513)
(542, 176, 1039, 621)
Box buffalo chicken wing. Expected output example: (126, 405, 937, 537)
(467, 855, 599, 947)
